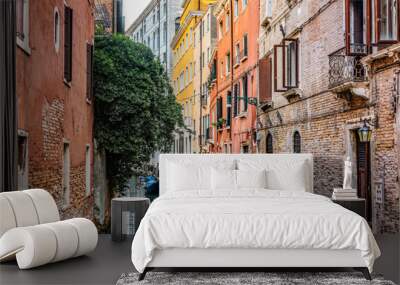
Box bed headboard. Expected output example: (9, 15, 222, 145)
(159, 154, 314, 195)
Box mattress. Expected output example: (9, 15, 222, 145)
(131, 190, 380, 273)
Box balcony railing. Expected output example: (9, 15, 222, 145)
(328, 47, 367, 89)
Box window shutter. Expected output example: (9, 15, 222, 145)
(233, 86, 238, 117)
(259, 55, 272, 103)
(64, 6, 73, 82)
(86, 43, 94, 101)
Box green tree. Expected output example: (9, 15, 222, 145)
(94, 32, 182, 192)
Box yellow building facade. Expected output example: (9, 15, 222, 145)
(171, 0, 216, 153)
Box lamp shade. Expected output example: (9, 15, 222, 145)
(358, 121, 372, 143)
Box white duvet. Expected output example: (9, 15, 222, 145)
(131, 190, 380, 273)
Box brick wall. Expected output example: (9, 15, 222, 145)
(258, 0, 399, 233)
(17, 0, 95, 220)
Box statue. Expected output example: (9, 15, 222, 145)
(343, 156, 352, 190)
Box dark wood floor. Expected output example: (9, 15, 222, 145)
(0, 235, 134, 285)
(0, 234, 398, 285)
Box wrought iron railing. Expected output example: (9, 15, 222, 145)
(328, 47, 367, 89)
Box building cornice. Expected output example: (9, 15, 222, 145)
(362, 43, 400, 65)
(171, 10, 204, 48)
(214, 0, 228, 17)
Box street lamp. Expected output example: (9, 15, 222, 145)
(358, 120, 372, 143)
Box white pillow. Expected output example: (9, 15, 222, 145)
(167, 162, 211, 191)
(211, 168, 236, 190)
(266, 165, 306, 191)
(236, 169, 267, 189)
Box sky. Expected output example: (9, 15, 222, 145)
(124, 0, 152, 31)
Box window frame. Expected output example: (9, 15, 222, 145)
(266, 132, 273, 153)
(376, 0, 400, 44)
(16, 0, 31, 54)
(243, 34, 248, 58)
(345, 0, 399, 55)
(64, 5, 73, 83)
(86, 43, 94, 102)
(273, 39, 299, 92)
(293, 131, 301, 153)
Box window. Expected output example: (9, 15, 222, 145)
(293, 131, 301, 153)
(225, 12, 230, 32)
(226, 91, 232, 127)
(242, 0, 248, 10)
(63, 142, 70, 207)
(273, 39, 299, 92)
(233, 83, 239, 116)
(163, 2, 167, 17)
(163, 22, 167, 45)
(226, 52, 231, 74)
(17, 132, 28, 190)
(234, 0, 239, 18)
(243, 34, 248, 57)
(64, 5, 73, 83)
(345, 0, 399, 54)
(235, 43, 240, 65)
(242, 145, 249, 153)
(378, 0, 398, 41)
(16, 0, 30, 53)
(54, 8, 60, 52)
(157, 28, 160, 50)
(286, 40, 298, 88)
(216, 97, 223, 124)
(85, 145, 91, 196)
(202, 51, 205, 68)
(266, 0, 273, 18)
(207, 13, 210, 31)
(242, 75, 248, 112)
(219, 21, 223, 39)
(86, 43, 94, 102)
(266, 133, 273, 153)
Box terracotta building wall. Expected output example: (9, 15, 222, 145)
(230, 0, 259, 153)
(213, 0, 233, 152)
(16, 0, 95, 219)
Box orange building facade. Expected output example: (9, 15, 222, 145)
(211, 0, 259, 153)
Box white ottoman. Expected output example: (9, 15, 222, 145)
(0, 189, 98, 269)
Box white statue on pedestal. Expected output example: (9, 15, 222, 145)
(343, 156, 352, 190)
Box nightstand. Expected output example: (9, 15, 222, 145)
(332, 198, 366, 219)
(111, 197, 150, 242)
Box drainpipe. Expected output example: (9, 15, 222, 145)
(199, 16, 203, 152)
(229, 0, 234, 142)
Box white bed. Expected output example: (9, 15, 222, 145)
(131, 154, 380, 280)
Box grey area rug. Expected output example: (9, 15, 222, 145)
(116, 272, 395, 285)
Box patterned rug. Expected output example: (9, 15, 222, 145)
(116, 271, 395, 285)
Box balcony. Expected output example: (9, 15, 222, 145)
(328, 47, 368, 100)
(328, 47, 367, 88)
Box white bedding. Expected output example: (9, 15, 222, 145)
(131, 190, 380, 273)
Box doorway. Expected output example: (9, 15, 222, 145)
(356, 135, 371, 222)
